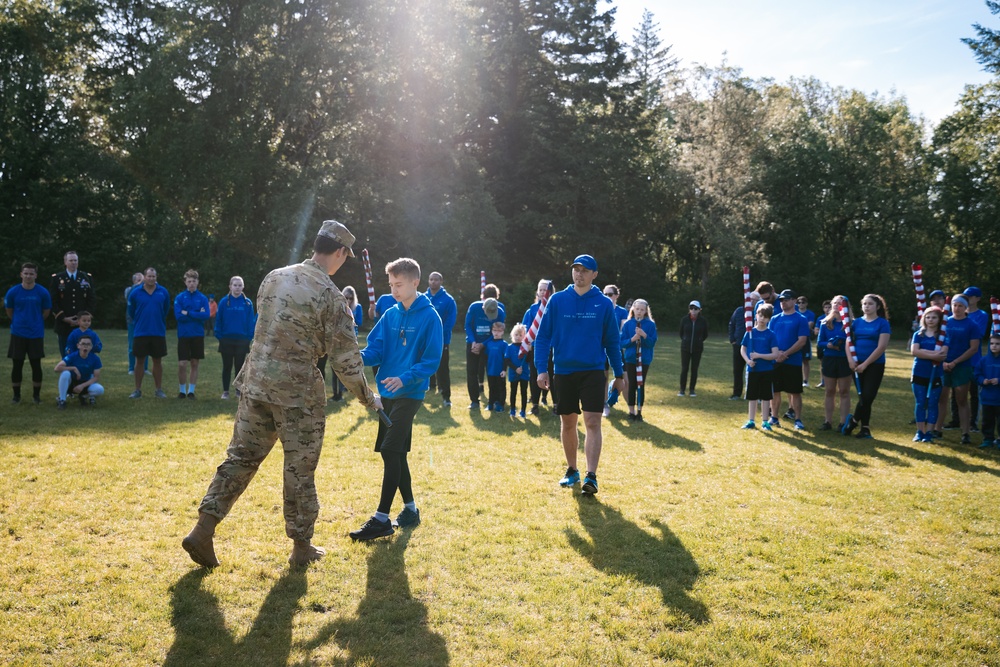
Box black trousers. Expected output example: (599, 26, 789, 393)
(982, 404, 999, 440)
(509, 379, 528, 411)
(466, 343, 487, 403)
(853, 362, 885, 426)
(680, 346, 704, 393)
(487, 375, 506, 408)
(731, 342, 745, 397)
(624, 362, 651, 408)
(428, 344, 451, 400)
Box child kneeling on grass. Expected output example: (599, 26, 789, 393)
(740, 303, 779, 431)
(54, 333, 104, 409)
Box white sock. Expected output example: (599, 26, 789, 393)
(374, 511, 390, 523)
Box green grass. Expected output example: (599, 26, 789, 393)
(2, 332, 1000, 666)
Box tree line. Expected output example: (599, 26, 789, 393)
(3, 0, 999, 329)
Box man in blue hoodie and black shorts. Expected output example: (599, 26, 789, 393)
(534, 254, 625, 495)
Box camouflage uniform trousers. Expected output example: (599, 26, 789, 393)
(198, 395, 326, 541)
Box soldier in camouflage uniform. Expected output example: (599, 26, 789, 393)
(182, 220, 384, 567)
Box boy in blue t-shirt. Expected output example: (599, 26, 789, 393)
(740, 303, 780, 431)
(54, 333, 104, 408)
(484, 321, 509, 412)
(505, 323, 531, 418)
(975, 334, 1000, 448)
(64, 311, 103, 356)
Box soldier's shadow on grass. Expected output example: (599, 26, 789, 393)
(566, 497, 710, 626)
(164, 567, 306, 667)
(304, 531, 449, 666)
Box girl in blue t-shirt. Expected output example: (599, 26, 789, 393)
(910, 306, 947, 443)
(843, 294, 892, 439)
(818, 295, 853, 431)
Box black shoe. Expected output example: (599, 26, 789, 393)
(841, 416, 858, 436)
(635, 413, 643, 422)
(820, 422, 832, 431)
(930, 430, 944, 439)
(11, 396, 20, 404)
(943, 421, 960, 430)
(855, 427, 873, 440)
(961, 434, 972, 445)
(582, 474, 598, 495)
(468, 401, 480, 410)
(32, 396, 41, 405)
(187, 392, 196, 399)
(970, 424, 980, 433)
(349, 516, 394, 541)
(178, 392, 187, 399)
(783, 409, 796, 420)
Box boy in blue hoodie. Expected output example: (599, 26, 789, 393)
(64, 311, 103, 356)
(351, 258, 444, 541)
(174, 269, 210, 398)
(534, 254, 625, 495)
(975, 334, 1000, 448)
(484, 320, 508, 412)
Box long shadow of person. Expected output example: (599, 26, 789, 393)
(304, 532, 449, 666)
(566, 496, 710, 626)
(164, 567, 307, 667)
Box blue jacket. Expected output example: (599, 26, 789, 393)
(174, 289, 210, 338)
(465, 300, 506, 344)
(66, 328, 103, 355)
(534, 285, 623, 377)
(505, 343, 531, 381)
(426, 287, 458, 345)
(621, 318, 658, 365)
(215, 293, 256, 341)
(728, 306, 746, 344)
(128, 285, 170, 337)
(484, 337, 507, 376)
(361, 293, 443, 400)
(352, 303, 363, 332)
(975, 352, 1000, 407)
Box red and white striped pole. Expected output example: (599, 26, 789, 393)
(839, 300, 861, 395)
(480, 271, 486, 300)
(520, 281, 554, 358)
(361, 249, 376, 310)
(743, 266, 752, 332)
(911, 263, 926, 319)
(991, 297, 1000, 336)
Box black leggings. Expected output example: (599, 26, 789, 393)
(624, 362, 651, 408)
(11, 358, 43, 384)
(220, 350, 247, 392)
(378, 451, 413, 515)
(853, 362, 885, 426)
(509, 379, 528, 411)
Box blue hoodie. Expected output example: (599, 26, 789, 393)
(426, 287, 457, 345)
(975, 350, 1000, 407)
(484, 337, 508, 376)
(621, 318, 658, 365)
(505, 343, 531, 381)
(361, 293, 443, 400)
(533, 285, 623, 376)
(214, 293, 256, 341)
(66, 327, 103, 355)
(174, 289, 210, 338)
(465, 300, 506, 344)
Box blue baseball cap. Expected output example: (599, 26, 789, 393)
(928, 289, 945, 300)
(572, 254, 598, 271)
(963, 286, 982, 298)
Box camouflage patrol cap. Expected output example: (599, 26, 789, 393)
(317, 220, 357, 257)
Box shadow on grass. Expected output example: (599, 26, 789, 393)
(304, 531, 449, 666)
(164, 567, 306, 667)
(604, 413, 704, 452)
(567, 496, 710, 626)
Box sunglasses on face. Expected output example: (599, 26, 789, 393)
(689, 306, 700, 310)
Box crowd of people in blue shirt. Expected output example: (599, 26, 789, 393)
(7, 254, 999, 451)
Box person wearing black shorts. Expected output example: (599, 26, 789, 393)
(534, 254, 625, 496)
(768, 290, 810, 429)
(127, 267, 170, 398)
(174, 269, 210, 398)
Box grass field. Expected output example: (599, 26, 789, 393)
(2, 332, 999, 666)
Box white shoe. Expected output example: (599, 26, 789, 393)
(689, 393, 697, 398)
(602, 405, 610, 417)
(221, 391, 229, 399)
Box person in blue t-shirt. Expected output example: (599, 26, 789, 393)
(215, 276, 256, 399)
(174, 269, 210, 398)
(5, 262, 52, 404)
(65, 311, 103, 357)
(842, 294, 892, 439)
(740, 303, 780, 431)
(767, 290, 810, 430)
(534, 254, 624, 495)
(910, 306, 948, 443)
(935, 294, 980, 444)
(351, 257, 443, 542)
(818, 296, 853, 431)
(465, 285, 506, 408)
(975, 334, 1000, 448)
(506, 323, 531, 418)
(128, 267, 171, 399)
(958, 286, 990, 431)
(796, 295, 817, 388)
(484, 321, 508, 412)
(54, 333, 104, 409)
(425, 272, 458, 406)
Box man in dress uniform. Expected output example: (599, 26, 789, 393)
(50, 250, 96, 357)
(182, 220, 384, 568)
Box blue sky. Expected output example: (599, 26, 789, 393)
(611, 0, 995, 124)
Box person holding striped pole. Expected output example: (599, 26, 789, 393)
(621, 299, 657, 422)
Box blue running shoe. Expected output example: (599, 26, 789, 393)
(582, 474, 598, 494)
(769, 417, 781, 428)
(741, 420, 756, 429)
(794, 420, 805, 431)
(559, 468, 580, 487)
(842, 415, 857, 435)
(519, 410, 526, 418)
(762, 421, 773, 432)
